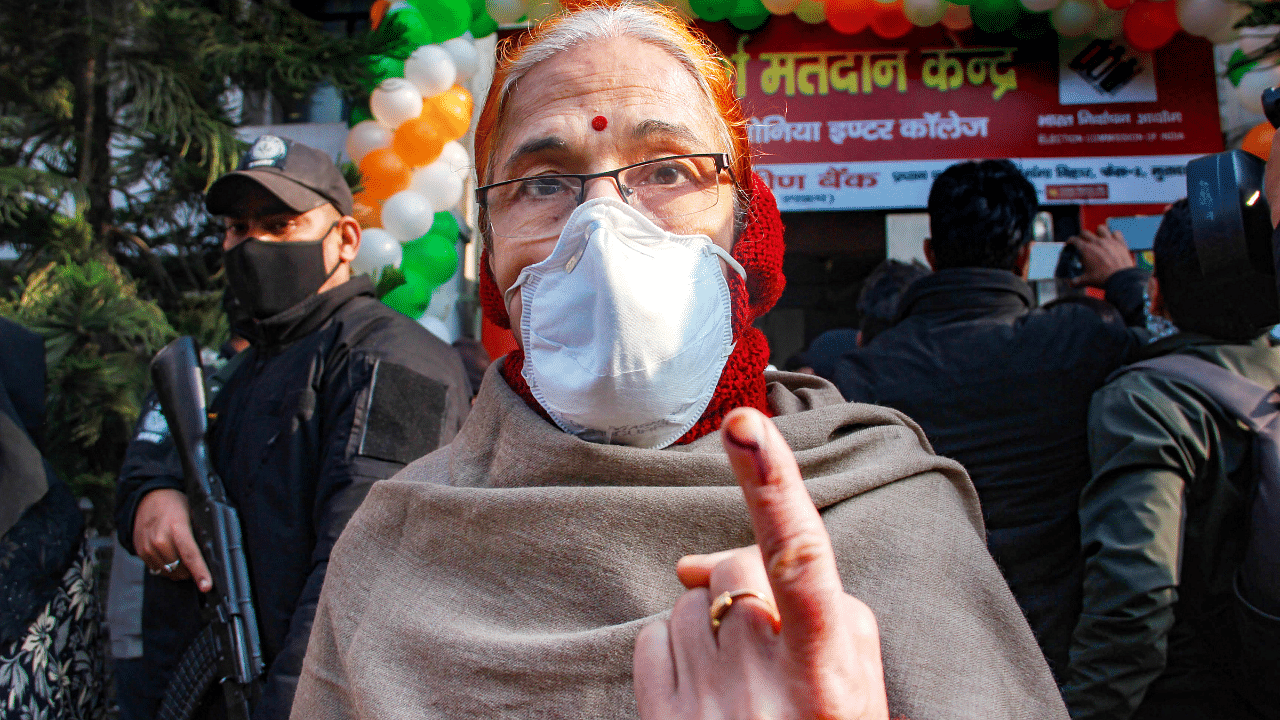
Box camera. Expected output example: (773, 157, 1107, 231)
(1182, 88, 1280, 332)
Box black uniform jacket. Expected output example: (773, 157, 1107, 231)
(832, 267, 1147, 678)
(116, 277, 471, 719)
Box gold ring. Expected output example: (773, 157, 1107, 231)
(709, 589, 776, 632)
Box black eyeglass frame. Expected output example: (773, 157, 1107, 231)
(475, 153, 738, 210)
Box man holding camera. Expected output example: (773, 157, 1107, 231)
(114, 136, 471, 719)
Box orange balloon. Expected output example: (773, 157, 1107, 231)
(370, 0, 390, 30)
(358, 148, 412, 201)
(424, 85, 474, 141)
(1242, 121, 1276, 161)
(870, 0, 913, 39)
(393, 114, 447, 166)
(352, 191, 380, 228)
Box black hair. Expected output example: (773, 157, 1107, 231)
(857, 259, 930, 343)
(927, 160, 1038, 272)
(1153, 199, 1270, 342)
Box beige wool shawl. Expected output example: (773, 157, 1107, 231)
(294, 367, 1068, 720)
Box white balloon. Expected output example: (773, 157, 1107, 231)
(381, 190, 437, 242)
(1176, 0, 1235, 37)
(411, 161, 466, 212)
(904, 0, 947, 26)
(794, 0, 826, 23)
(1091, 5, 1124, 37)
(405, 45, 457, 99)
(1237, 65, 1280, 115)
(761, 0, 802, 14)
(442, 37, 481, 82)
(352, 228, 403, 275)
(370, 79, 424, 130)
(485, 0, 526, 24)
(345, 121, 392, 166)
(1019, 0, 1060, 12)
(1052, 0, 1096, 37)
(526, 0, 562, 22)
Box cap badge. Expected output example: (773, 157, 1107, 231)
(246, 136, 289, 169)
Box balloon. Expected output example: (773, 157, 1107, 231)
(470, 12, 498, 36)
(424, 85, 474, 140)
(359, 148, 413, 201)
(940, 2, 974, 28)
(793, 0, 827, 22)
(1237, 65, 1280, 115)
(690, 0, 735, 20)
(411, 160, 466, 212)
(827, 0, 873, 34)
(1242, 121, 1276, 160)
(370, 0, 391, 29)
(403, 233, 460, 286)
(392, 114, 446, 166)
(1091, 5, 1124, 36)
(381, 190, 437, 242)
(381, 267, 436, 317)
(374, 5, 434, 58)
(970, 0, 1021, 32)
(729, 0, 771, 28)
(486, 0, 526, 23)
(871, 0, 914, 36)
(352, 227, 403, 275)
(371, 78, 425, 130)
(1176, 0, 1246, 38)
(1051, 0, 1096, 36)
(1123, 0, 1179, 51)
(353, 191, 381, 228)
(359, 55, 406, 95)
(405, 45, 458, 99)
(436, 140, 472, 179)
(346, 120, 393, 165)
(761, 0, 802, 13)
(1019, 0, 1059, 12)
(411, 0, 471, 40)
(442, 36, 481, 81)
(904, 0, 948, 25)
(526, 0, 563, 21)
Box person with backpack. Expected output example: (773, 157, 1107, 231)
(1062, 198, 1280, 720)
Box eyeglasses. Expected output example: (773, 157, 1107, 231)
(476, 153, 736, 240)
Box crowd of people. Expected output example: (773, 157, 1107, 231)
(1, 1, 1278, 719)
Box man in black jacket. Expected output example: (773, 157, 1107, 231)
(832, 159, 1148, 680)
(115, 136, 471, 719)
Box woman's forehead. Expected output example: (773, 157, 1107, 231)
(494, 37, 724, 170)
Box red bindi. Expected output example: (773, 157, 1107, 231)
(591, 115, 608, 131)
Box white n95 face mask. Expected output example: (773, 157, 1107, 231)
(504, 197, 745, 449)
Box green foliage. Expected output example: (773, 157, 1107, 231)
(1, 218, 176, 532)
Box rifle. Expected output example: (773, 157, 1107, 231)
(151, 336, 263, 720)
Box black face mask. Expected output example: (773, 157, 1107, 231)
(223, 223, 340, 320)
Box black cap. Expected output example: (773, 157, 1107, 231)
(206, 135, 354, 217)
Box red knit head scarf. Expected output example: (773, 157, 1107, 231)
(479, 172, 786, 445)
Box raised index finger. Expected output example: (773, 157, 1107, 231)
(720, 407, 845, 654)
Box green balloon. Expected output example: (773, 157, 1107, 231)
(970, 0, 1020, 33)
(359, 55, 406, 94)
(402, 233, 459, 286)
(689, 0, 735, 22)
(729, 0, 769, 30)
(468, 0, 487, 21)
(411, 0, 470, 41)
(470, 13, 497, 38)
(374, 6, 434, 59)
(1011, 10, 1050, 39)
(381, 267, 435, 317)
(431, 211, 459, 240)
(349, 103, 373, 128)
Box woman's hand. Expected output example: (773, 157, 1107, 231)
(633, 407, 889, 720)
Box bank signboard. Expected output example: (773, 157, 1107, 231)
(698, 18, 1223, 210)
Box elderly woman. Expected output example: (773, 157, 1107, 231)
(291, 3, 1065, 719)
